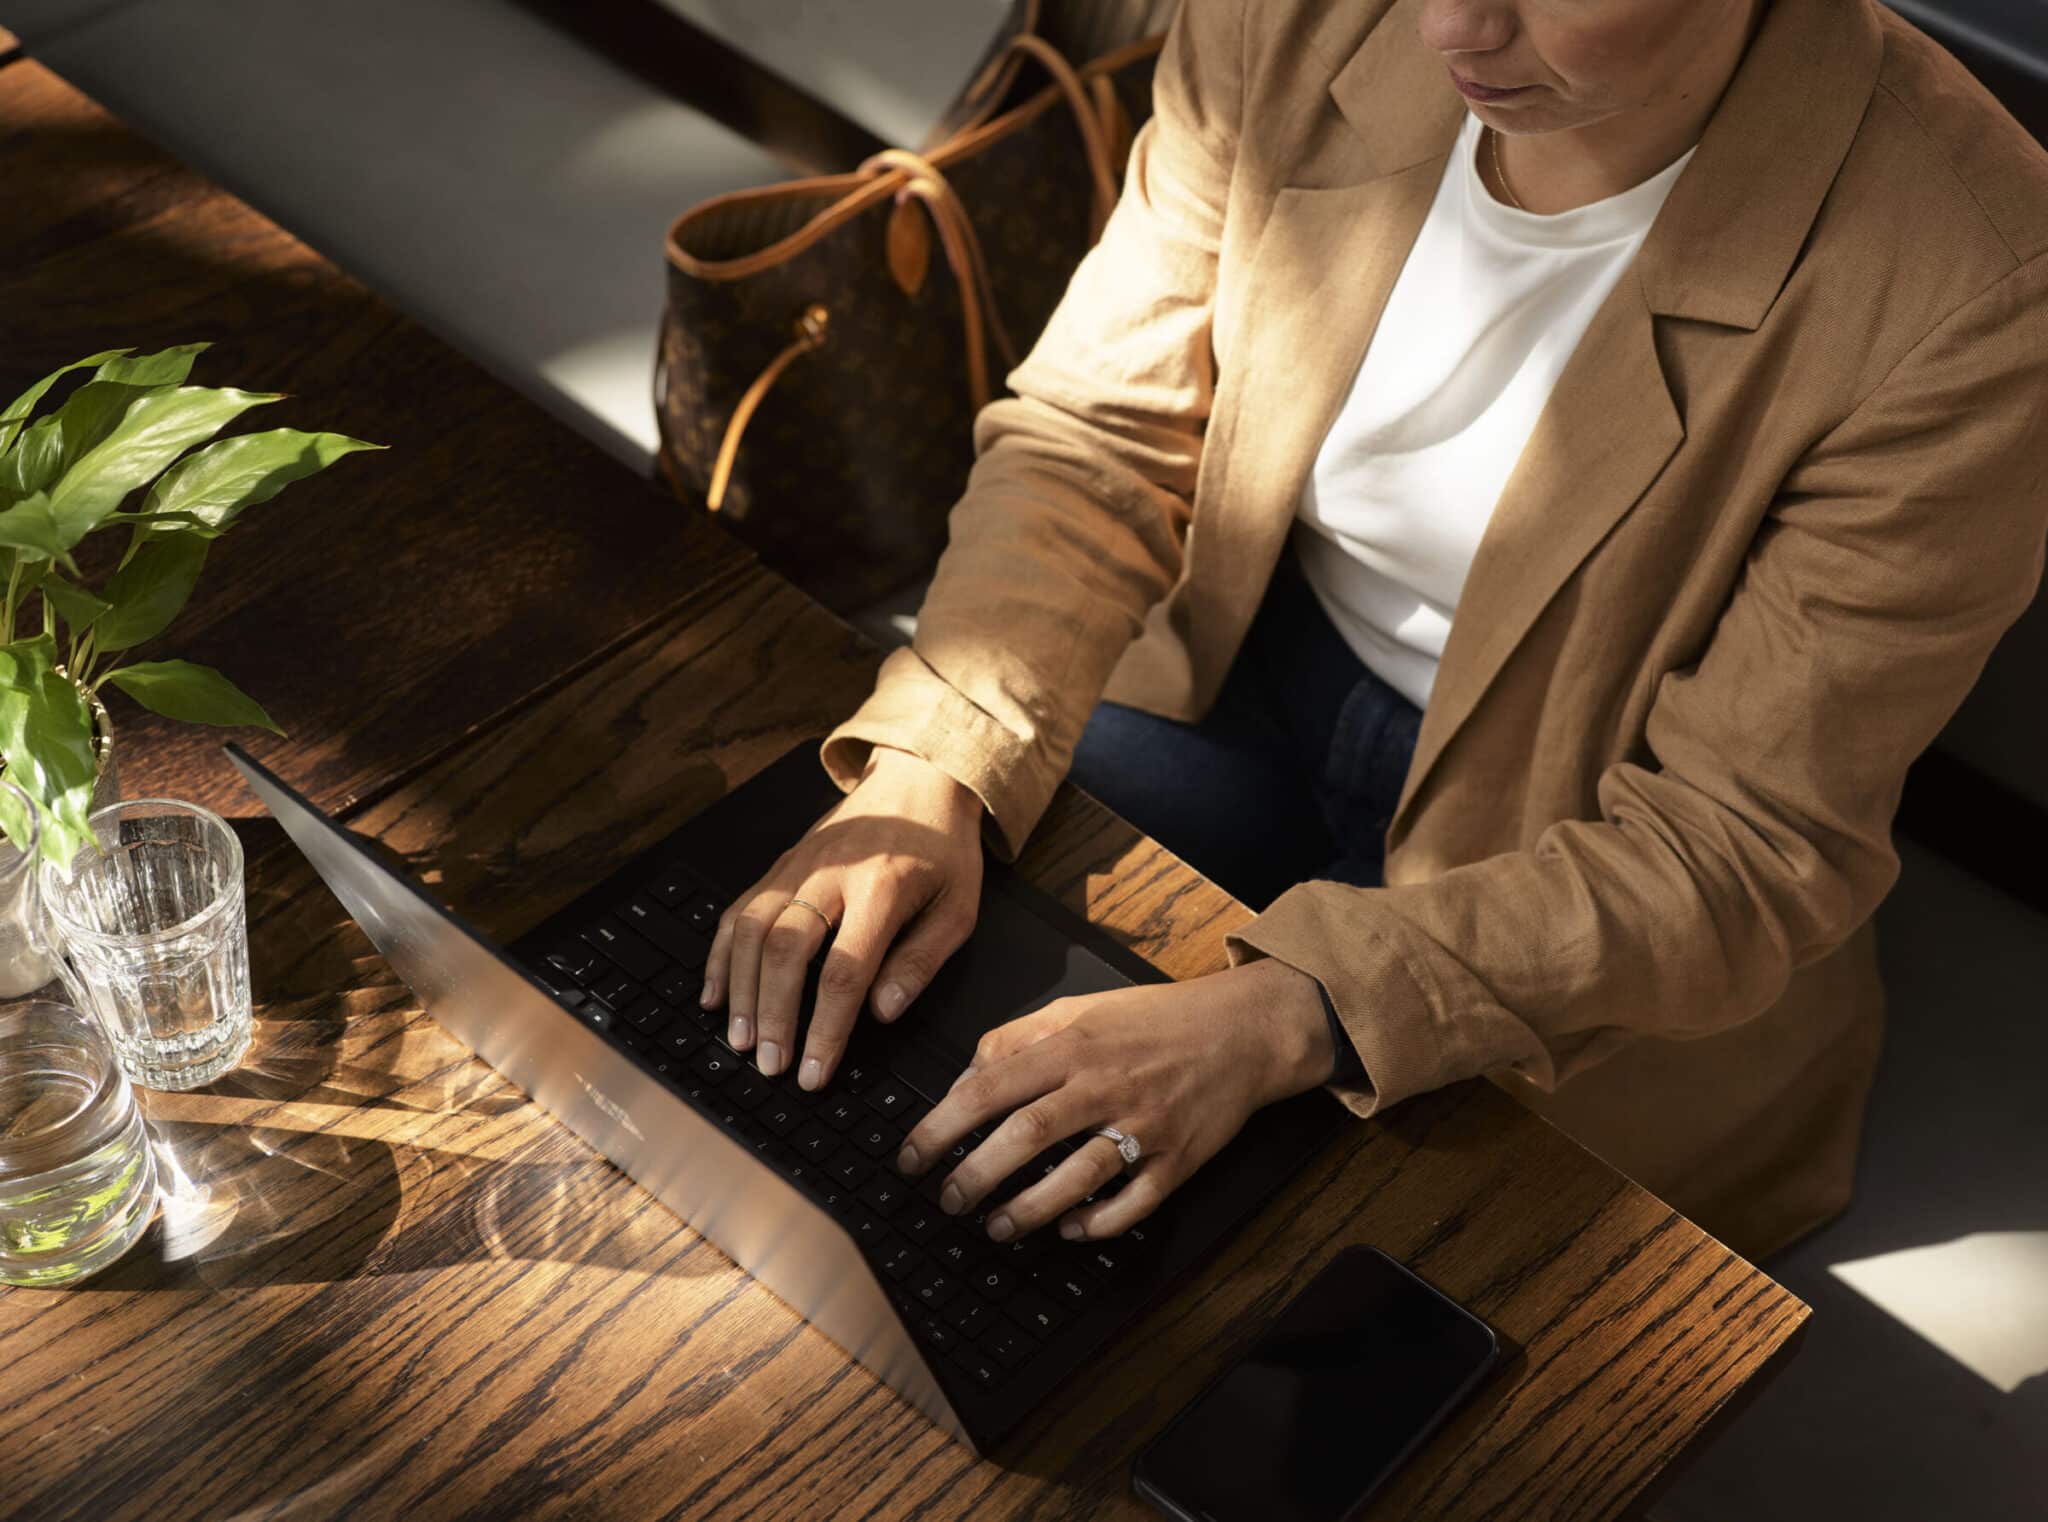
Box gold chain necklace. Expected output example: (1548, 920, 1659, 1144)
(1488, 126, 1525, 212)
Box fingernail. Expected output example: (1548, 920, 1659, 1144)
(940, 1182, 964, 1215)
(699, 978, 716, 1008)
(729, 1015, 753, 1050)
(799, 1057, 823, 1091)
(757, 1040, 782, 1077)
(987, 1213, 1014, 1242)
(1060, 1219, 1086, 1240)
(896, 1144, 920, 1175)
(876, 981, 906, 1020)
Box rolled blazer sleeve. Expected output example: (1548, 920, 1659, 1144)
(1232, 254, 2048, 1116)
(822, 0, 1242, 857)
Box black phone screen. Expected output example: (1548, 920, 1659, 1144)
(1133, 1247, 1501, 1522)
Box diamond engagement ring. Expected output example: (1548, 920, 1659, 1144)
(1092, 1126, 1142, 1167)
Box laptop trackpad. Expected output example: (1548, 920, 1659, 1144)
(887, 876, 1142, 1093)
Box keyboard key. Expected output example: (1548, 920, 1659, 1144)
(910, 1266, 959, 1310)
(980, 1324, 1037, 1370)
(622, 995, 670, 1033)
(919, 1318, 957, 1353)
(858, 1174, 909, 1217)
(878, 1241, 920, 1282)
(662, 1025, 706, 1058)
(690, 1046, 742, 1086)
(728, 1074, 772, 1112)
(863, 1080, 916, 1123)
(934, 1235, 985, 1270)
(848, 1208, 889, 1251)
(836, 1061, 878, 1095)
(899, 1207, 943, 1245)
(580, 1004, 614, 1033)
(580, 917, 667, 982)
(1032, 1266, 1094, 1309)
(590, 971, 639, 1010)
(648, 865, 693, 909)
(546, 943, 603, 982)
(1005, 1288, 1067, 1337)
(685, 896, 724, 935)
(655, 968, 699, 1007)
(620, 1029, 655, 1056)
(543, 982, 587, 1011)
(758, 1100, 804, 1138)
(1077, 1242, 1130, 1280)
(967, 1264, 1019, 1302)
(791, 1122, 838, 1163)
(827, 1151, 873, 1188)
(948, 1342, 1002, 1389)
(822, 1097, 863, 1133)
(849, 1120, 902, 1160)
(620, 895, 711, 970)
(942, 1298, 994, 1340)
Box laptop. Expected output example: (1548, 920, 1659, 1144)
(227, 739, 1342, 1454)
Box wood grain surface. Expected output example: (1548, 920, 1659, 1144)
(0, 59, 754, 819)
(0, 48, 1806, 1522)
(0, 570, 1807, 1522)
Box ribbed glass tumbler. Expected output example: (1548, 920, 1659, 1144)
(43, 800, 252, 1093)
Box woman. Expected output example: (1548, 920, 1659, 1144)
(705, 0, 2048, 1259)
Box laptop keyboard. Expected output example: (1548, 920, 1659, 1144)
(526, 859, 1157, 1397)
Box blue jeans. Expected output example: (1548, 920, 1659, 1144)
(1069, 555, 1423, 910)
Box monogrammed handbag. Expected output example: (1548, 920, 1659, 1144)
(657, 1, 1178, 614)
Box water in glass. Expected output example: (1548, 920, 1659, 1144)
(0, 1000, 157, 1286)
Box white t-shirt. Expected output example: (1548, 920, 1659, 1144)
(1294, 111, 1694, 709)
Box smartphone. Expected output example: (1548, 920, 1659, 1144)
(1131, 1246, 1504, 1522)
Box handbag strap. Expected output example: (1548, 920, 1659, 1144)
(702, 148, 1016, 513)
(999, 32, 1120, 239)
(688, 32, 1142, 514)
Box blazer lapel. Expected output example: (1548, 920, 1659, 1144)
(1196, 0, 1463, 655)
(1389, 286, 1682, 837)
(1385, 0, 1884, 840)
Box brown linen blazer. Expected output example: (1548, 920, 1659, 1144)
(823, 0, 2048, 1259)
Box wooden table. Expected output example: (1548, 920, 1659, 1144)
(0, 55, 1807, 1522)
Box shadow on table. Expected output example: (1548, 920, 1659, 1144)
(71, 1113, 721, 1295)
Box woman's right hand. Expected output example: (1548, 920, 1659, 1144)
(702, 747, 986, 1090)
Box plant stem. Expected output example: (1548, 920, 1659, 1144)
(1, 554, 20, 647)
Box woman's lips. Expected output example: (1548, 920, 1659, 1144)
(1449, 70, 1534, 104)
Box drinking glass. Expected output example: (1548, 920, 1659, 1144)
(0, 999, 158, 1286)
(0, 779, 61, 1000)
(42, 799, 253, 1092)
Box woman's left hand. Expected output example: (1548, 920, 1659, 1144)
(894, 957, 1338, 1242)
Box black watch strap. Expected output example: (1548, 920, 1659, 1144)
(1315, 980, 1367, 1085)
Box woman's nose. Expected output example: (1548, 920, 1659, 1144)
(1417, 0, 1519, 57)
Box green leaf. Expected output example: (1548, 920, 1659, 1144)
(0, 635, 98, 867)
(0, 350, 130, 453)
(139, 427, 384, 535)
(93, 534, 206, 651)
(0, 418, 65, 504)
(51, 380, 167, 467)
(105, 659, 283, 734)
(0, 494, 78, 561)
(40, 573, 113, 638)
(92, 342, 209, 388)
(46, 386, 281, 548)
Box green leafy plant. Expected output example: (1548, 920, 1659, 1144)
(0, 343, 382, 865)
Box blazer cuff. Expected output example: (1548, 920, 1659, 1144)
(821, 647, 1064, 861)
(1224, 880, 1449, 1118)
